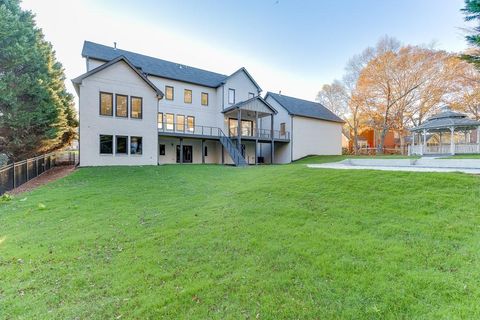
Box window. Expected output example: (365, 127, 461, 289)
(228, 88, 235, 104)
(99, 135, 113, 154)
(99, 92, 113, 116)
(130, 136, 142, 155)
(201, 92, 209, 106)
(280, 122, 286, 136)
(116, 136, 128, 154)
(159, 144, 166, 156)
(130, 96, 143, 119)
(248, 92, 255, 99)
(204, 146, 208, 157)
(165, 86, 174, 100)
(187, 116, 195, 132)
(166, 113, 174, 131)
(184, 89, 192, 104)
(157, 112, 163, 129)
(115, 94, 128, 117)
(177, 114, 185, 132)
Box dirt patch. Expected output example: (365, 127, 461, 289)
(9, 165, 76, 195)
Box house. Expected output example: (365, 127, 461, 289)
(72, 41, 344, 166)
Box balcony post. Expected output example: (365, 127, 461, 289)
(237, 108, 241, 149)
(271, 114, 275, 164)
(179, 138, 184, 164)
(202, 139, 205, 164)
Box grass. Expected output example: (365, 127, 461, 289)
(1, 159, 480, 319)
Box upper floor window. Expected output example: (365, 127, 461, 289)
(130, 96, 143, 119)
(115, 94, 128, 117)
(187, 116, 195, 132)
(99, 92, 113, 116)
(280, 122, 286, 136)
(165, 86, 174, 100)
(157, 112, 163, 129)
(228, 88, 235, 104)
(99, 135, 113, 154)
(201, 92, 209, 106)
(184, 89, 192, 104)
(248, 92, 255, 99)
(177, 114, 185, 131)
(166, 113, 174, 131)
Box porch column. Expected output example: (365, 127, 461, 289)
(201, 139, 205, 164)
(411, 132, 415, 154)
(477, 126, 480, 153)
(450, 126, 455, 155)
(237, 108, 241, 149)
(179, 138, 184, 164)
(439, 132, 442, 152)
(422, 129, 427, 155)
(255, 111, 258, 165)
(270, 114, 275, 164)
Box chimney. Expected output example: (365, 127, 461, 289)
(114, 42, 117, 50)
(279, 90, 282, 95)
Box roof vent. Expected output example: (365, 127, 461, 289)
(114, 42, 117, 50)
(279, 90, 282, 95)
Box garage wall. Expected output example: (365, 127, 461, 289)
(292, 116, 342, 160)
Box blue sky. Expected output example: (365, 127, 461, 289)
(22, 0, 470, 102)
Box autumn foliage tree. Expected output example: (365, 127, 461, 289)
(0, 0, 77, 162)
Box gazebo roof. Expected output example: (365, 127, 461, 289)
(410, 106, 480, 132)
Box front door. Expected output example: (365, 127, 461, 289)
(176, 145, 193, 163)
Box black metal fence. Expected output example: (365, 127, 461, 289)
(0, 151, 78, 195)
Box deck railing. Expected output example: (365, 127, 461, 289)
(158, 122, 290, 140)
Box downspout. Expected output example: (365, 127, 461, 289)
(290, 115, 294, 162)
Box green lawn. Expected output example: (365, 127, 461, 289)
(1, 160, 480, 319)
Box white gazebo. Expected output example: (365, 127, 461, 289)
(409, 106, 480, 156)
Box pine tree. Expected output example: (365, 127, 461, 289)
(0, 0, 77, 162)
(462, 0, 480, 67)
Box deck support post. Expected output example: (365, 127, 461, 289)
(179, 138, 184, 164)
(450, 126, 455, 155)
(270, 114, 275, 164)
(237, 108, 241, 150)
(201, 139, 205, 164)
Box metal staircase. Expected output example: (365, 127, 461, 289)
(218, 129, 248, 167)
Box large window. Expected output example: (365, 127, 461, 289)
(99, 135, 113, 154)
(248, 92, 255, 99)
(187, 116, 195, 132)
(130, 136, 142, 155)
(228, 88, 235, 104)
(157, 112, 163, 129)
(130, 96, 143, 119)
(166, 113, 174, 131)
(177, 114, 185, 132)
(165, 86, 174, 100)
(201, 92, 209, 106)
(115, 94, 128, 117)
(99, 92, 113, 116)
(116, 136, 128, 154)
(184, 89, 192, 104)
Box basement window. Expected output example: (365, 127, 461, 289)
(99, 135, 113, 154)
(116, 136, 128, 154)
(130, 136, 143, 155)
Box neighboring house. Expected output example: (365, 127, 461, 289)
(72, 41, 343, 166)
(356, 128, 402, 151)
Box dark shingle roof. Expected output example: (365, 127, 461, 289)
(82, 41, 228, 87)
(266, 92, 345, 123)
(72, 56, 164, 97)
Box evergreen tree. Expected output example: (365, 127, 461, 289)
(0, 0, 77, 162)
(462, 0, 480, 67)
